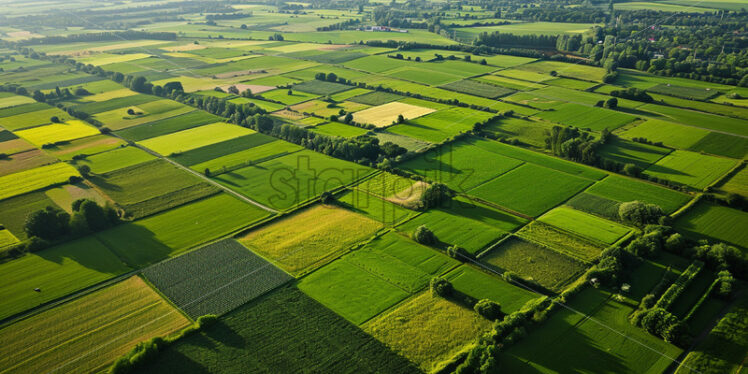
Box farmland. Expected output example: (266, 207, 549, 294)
(0, 1, 745, 373)
(0, 276, 189, 374)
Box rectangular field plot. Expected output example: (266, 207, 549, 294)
(293, 80, 350, 95)
(564, 192, 621, 221)
(516, 221, 604, 262)
(620, 119, 708, 150)
(139, 122, 254, 156)
(0, 236, 131, 320)
(0, 276, 188, 374)
(41, 134, 125, 161)
(720, 165, 748, 197)
(0, 94, 34, 109)
(337, 189, 417, 226)
(502, 288, 682, 374)
(597, 138, 671, 169)
(92, 100, 193, 131)
(0, 106, 72, 131)
(143, 239, 291, 318)
(15, 120, 100, 147)
(239, 204, 382, 276)
(639, 103, 748, 137)
(364, 291, 493, 372)
(389, 107, 495, 143)
(138, 287, 420, 374)
(444, 265, 537, 313)
(311, 121, 370, 138)
(535, 103, 636, 131)
(0, 149, 57, 177)
(674, 201, 747, 249)
(190, 139, 301, 173)
(481, 236, 586, 291)
(586, 175, 690, 213)
(76, 146, 155, 174)
(470, 163, 593, 217)
(400, 138, 524, 192)
(398, 196, 528, 254)
(261, 89, 318, 105)
(45, 183, 108, 213)
(644, 150, 737, 189)
(516, 60, 607, 82)
(688, 132, 748, 159)
(348, 91, 404, 105)
(352, 101, 435, 127)
(213, 150, 373, 211)
(538, 206, 630, 245)
(0, 162, 78, 201)
(97, 193, 270, 267)
(73, 94, 160, 115)
(89, 159, 219, 219)
(115, 110, 222, 142)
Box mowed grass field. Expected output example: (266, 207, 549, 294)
(138, 287, 420, 374)
(644, 150, 737, 189)
(0, 236, 131, 320)
(470, 163, 593, 217)
(139, 122, 254, 156)
(0, 276, 189, 374)
(239, 204, 382, 276)
(538, 207, 630, 245)
(365, 291, 494, 372)
(352, 101, 435, 127)
(674, 201, 747, 249)
(0, 162, 78, 201)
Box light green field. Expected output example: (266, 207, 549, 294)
(619, 119, 709, 149)
(311, 121, 370, 138)
(44, 183, 107, 213)
(720, 166, 748, 197)
(538, 206, 630, 244)
(454, 22, 598, 38)
(77, 146, 156, 174)
(92, 100, 193, 131)
(0, 236, 132, 320)
(476, 74, 547, 90)
(261, 89, 319, 105)
(0, 95, 35, 109)
(0, 228, 19, 248)
(0, 163, 78, 201)
(139, 122, 254, 156)
(444, 265, 537, 313)
(15, 120, 100, 147)
(675, 201, 747, 249)
(586, 175, 690, 213)
(614, 1, 718, 11)
(0, 107, 72, 131)
(517, 61, 607, 82)
(190, 139, 302, 173)
(645, 150, 737, 189)
(76, 52, 152, 66)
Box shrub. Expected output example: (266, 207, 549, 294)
(24, 206, 70, 240)
(50, 116, 60, 123)
(618, 201, 663, 227)
(413, 225, 437, 245)
(419, 182, 452, 210)
(474, 299, 502, 320)
(446, 245, 471, 261)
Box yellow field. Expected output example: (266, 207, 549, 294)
(15, 120, 100, 147)
(365, 292, 493, 371)
(352, 102, 435, 127)
(0, 276, 190, 374)
(77, 53, 151, 66)
(239, 204, 383, 276)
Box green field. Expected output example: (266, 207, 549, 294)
(597, 138, 671, 169)
(0, 236, 131, 320)
(261, 88, 319, 105)
(674, 201, 747, 249)
(115, 110, 221, 141)
(389, 106, 494, 143)
(564, 192, 622, 221)
(538, 206, 630, 245)
(311, 121, 370, 138)
(77, 146, 156, 174)
(645, 150, 737, 189)
(470, 163, 593, 217)
(143, 239, 291, 318)
(517, 221, 604, 262)
(92, 100, 193, 131)
(639, 103, 748, 137)
(586, 175, 690, 213)
(0, 192, 61, 239)
(139, 122, 254, 156)
(482, 236, 587, 291)
(96, 193, 269, 267)
(536, 103, 636, 131)
(0, 149, 57, 177)
(15, 120, 100, 147)
(139, 287, 420, 374)
(0, 276, 188, 374)
(444, 265, 537, 313)
(0, 162, 78, 201)
(239, 204, 382, 276)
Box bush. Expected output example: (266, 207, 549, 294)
(24, 206, 70, 240)
(430, 277, 453, 297)
(474, 299, 502, 320)
(446, 245, 471, 261)
(413, 225, 437, 245)
(419, 182, 452, 210)
(618, 201, 663, 227)
(197, 314, 218, 328)
(50, 116, 60, 123)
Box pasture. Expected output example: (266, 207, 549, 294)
(337, 189, 417, 226)
(538, 206, 630, 245)
(481, 236, 587, 291)
(620, 119, 708, 150)
(352, 102, 435, 127)
(42, 134, 125, 161)
(0, 236, 131, 320)
(138, 287, 420, 374)
(92, 100, 193, 131)
(470, 163, 593, 217)
(364, 291, 493, 372)
(535, 103, 636, 131)
(639, 103, 748, 137)
(239, 204, 382, 276)
(674, 201, 747, 249)
(0, 107, 71, 131)
(644, 150, 737, 189)
(143, 239, 292, 318)
(390, 107, 494, 143)
(0, 276, 189, 374)
(585, 175, 690, 213)
(76, 146, 155, 174)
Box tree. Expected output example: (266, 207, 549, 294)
(50, 116, 60, 123)
(474, 299, 502, 320)
(228, 86, 239, 95)
(76, 164, 91, 177)
(315, 72, 326, 80)
(618, 201, 663, 227)
(604, 97, 618, 109)
(33, 90, 45, 102)
(447, 245, 470, 260)
(74, 87, 91, 96)
(127, 108, 136, 115)
(76, 199, 110, 231)
(622, 163, 641, 177)
(343, 113, 353, 124)
(326, 73, 338, 82)
(420, 182, 452, 209)
(287, 89, 293, 95)
(430, 277, 453, 297)
(413, 225, 437, 245)
(24, 206, 70, 240)
(397, 114, 405, 124)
